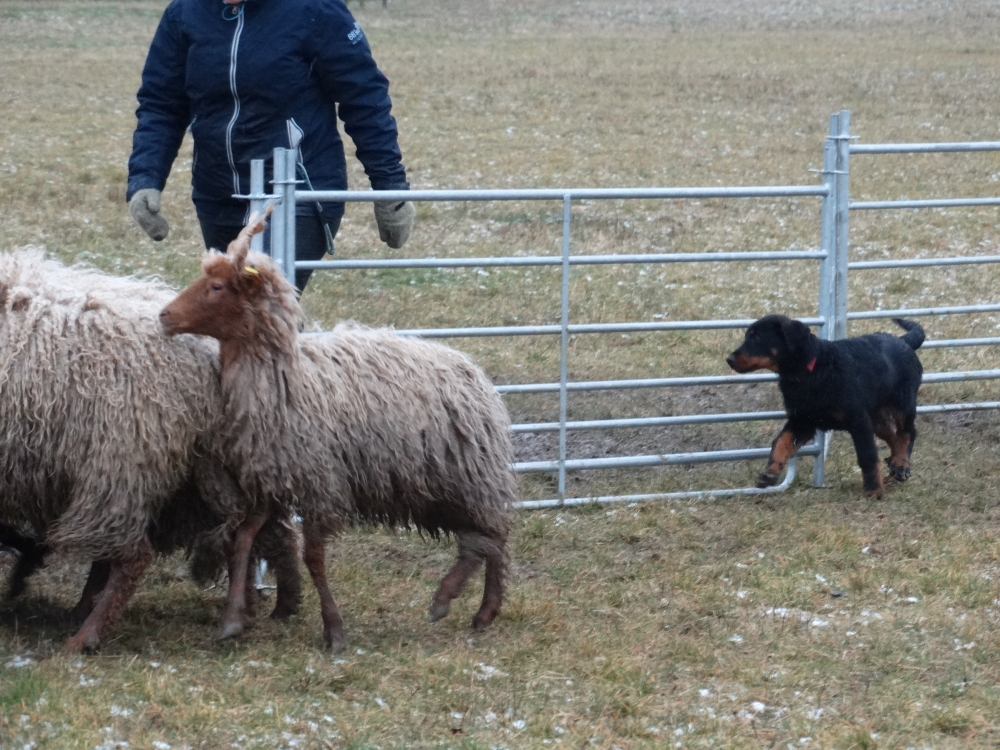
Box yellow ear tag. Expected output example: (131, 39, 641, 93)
(244, 266, 259, 276)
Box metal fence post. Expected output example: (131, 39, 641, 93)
(834, 109, 851, 340)
(283, 147, 299, 286)
(249, 159, 265, 253)
(558, 195, 572, 505)
(271, 148, 287, 272)
(812, 122, 840, 487)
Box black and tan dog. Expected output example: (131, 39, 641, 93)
(726, 315, 924, 497)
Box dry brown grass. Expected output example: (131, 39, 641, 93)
(3, 0, 1000, 747)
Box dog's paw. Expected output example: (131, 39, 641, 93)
(887, 463, 911, 482)
(756, 471, 779, 488)
(862, 478, 884, 499)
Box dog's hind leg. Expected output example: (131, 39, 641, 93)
(758, 424, 813, 488)
(897, 414, 917, 480)
(849, 418, 883, 498)
(880, 409, 915, 482)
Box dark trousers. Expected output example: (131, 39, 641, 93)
(199, 208, 341, 292)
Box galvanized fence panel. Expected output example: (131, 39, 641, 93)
(238, 110, 998, 508)
(831, 108, 1000, 413)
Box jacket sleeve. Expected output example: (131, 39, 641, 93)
(127, 2, 191, 202)
(309, 1, 408, 190)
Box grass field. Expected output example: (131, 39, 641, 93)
(3, 0, 1000, 747)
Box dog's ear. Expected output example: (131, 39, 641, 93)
(779, 317, 813, 356)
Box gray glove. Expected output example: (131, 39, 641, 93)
(129, 188, 170, 241)
(373, 199, 415, 249)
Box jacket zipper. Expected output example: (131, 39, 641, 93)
(225, 12, 245, 201)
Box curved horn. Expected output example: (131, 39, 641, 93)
(227, 203, 274, 271)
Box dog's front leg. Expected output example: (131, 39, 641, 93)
(848, 419, 883, 498)
(758, 424, 810, 488)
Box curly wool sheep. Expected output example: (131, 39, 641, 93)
(160, 216, 517, 649)
(0, 247, 295, 651)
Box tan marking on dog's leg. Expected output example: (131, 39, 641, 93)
(758, 427, 800, 487)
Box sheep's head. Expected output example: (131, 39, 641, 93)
(160, 207, 297, 349)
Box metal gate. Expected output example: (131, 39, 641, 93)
(831, 110, 1000, 423)
(240, 109, 999, 509)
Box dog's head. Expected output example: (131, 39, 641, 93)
(726, 315, 815, 374)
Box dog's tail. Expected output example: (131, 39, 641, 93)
(893, 318, 925, 350)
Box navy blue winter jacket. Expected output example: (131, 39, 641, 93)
(127, 0, 408, 227)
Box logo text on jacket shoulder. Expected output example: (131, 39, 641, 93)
(348, 22, 364, 44)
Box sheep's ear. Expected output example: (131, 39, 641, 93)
(241, 264, 263, 288)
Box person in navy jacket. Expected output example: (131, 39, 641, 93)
(127, 0, 413, 291)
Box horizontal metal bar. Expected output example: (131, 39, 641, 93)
(498, 366, 1000, 398)
(497, 373, 778, 395)
(513, 443, 820, 473)
(917, 401, 1000, 413)
(512, 410, 787, 433)
(850, 197, 1000, 210)
(848, 255, 1000, 270)
(920, 369, 1000, 383)
(570, 317, 822, 335)
(388, 317, 824, 339)
(921, 337, 1000, 349)
(514, 458, 800, 509)
(295, 249, 827, 271)
(847, 303, 1000, 319)
(295, 185, 830, 203)
(510, 399, 1000, 434)
(851, 142, 1000, 154)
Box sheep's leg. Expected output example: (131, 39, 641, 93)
(242, 560, 261, 622)
(255, 515, 302, 620)
(218, 512, 268, 640)
(68, 560, 112, 624)
(269, 547, 303, 620)
(472, 534, 508, 631)
(302, 522, 344, 650)
(65, 540, 153, 654)
(429, 532, 486, 623)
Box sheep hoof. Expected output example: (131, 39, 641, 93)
(269, 601, 300, 620)
(428, 601, 451, 622)
(216, 620, 245, 641)
(65, 633, 100, 654)
(472, 610, 499, 631)
(324, 634, 347, 652)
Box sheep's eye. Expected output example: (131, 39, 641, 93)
(211, 283, 224, 292)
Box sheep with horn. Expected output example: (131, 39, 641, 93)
(160, 211, 516, 649)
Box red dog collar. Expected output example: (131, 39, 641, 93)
(806, 357, 817, 372)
